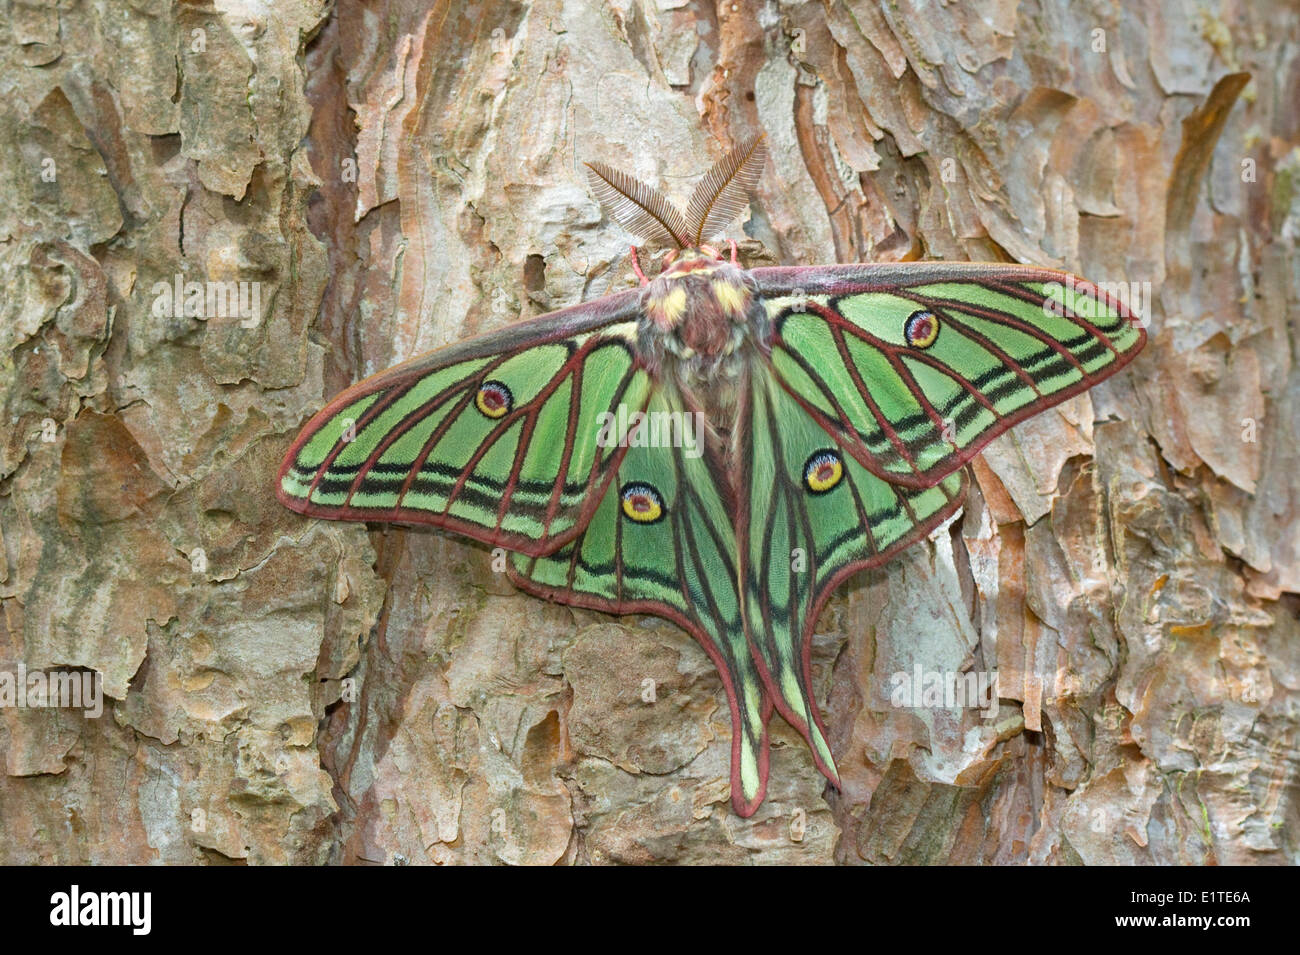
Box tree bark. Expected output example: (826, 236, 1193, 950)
(0, 0, 1295, 864)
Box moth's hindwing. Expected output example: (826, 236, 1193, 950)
(507, 385, 775, 816)
(755, 264, 1146, 487)
(739, 367, 968, 782)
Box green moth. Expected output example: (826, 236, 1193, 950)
(277, 135, 1146, 816)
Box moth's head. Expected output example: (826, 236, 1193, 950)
(660, 246, 726, 270)
(585, 134, 767, 258)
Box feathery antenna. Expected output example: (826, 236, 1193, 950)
(585, 162, 689, 249)
(684, 134, 768, 246)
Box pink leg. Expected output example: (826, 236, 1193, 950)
(728, 238, 739, 265)
(629, 246, 650, 286)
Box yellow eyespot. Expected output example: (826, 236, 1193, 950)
(475, 380, 512, 419)
(804, 450, 844, 495)
(904, 310, 940, 349)
(620, 482, 664, 524)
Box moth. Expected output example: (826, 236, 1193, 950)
(277, 135, 1146, 816)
